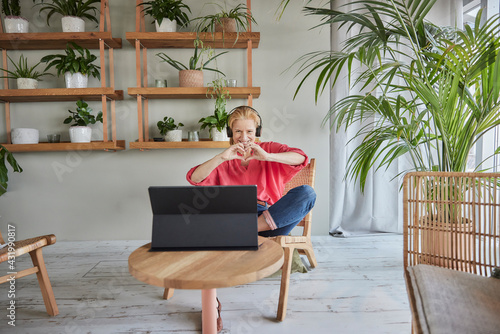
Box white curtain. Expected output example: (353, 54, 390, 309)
(328, 0, 463, 237)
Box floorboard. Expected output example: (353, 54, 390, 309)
(0, 235, 411, 334)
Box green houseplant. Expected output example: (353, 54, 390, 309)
(199, 78, 230, 141)
(41, 42, 100, 88)
(157, 116, 184, 142)
(290, 0, 500, 192)
(1, 0, 20, 16)
(0, 144, 22, 196)
(0, 54, 52, 89)
(64, 99, 102, 143)
(289, 1, 500, 263)
(32, 0, 100, 32)
(193, 2, 256, 33)
(139, 0, 191, 32)
(156, 39, 227, 87)
(2, 0, 29, 32)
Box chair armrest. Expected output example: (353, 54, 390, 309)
(43, 234, 57, 246)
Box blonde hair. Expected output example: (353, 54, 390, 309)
(227, 106, 261, 145)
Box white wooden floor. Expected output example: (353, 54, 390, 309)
(0, 235, 411, 334)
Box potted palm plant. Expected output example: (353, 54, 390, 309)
(41, 42, 100, 88)
(192, 2, 256, 33)
(2, 0, 29, 32)
(0, 54, 52, 89)
(0, 144, 22, 196)
(157, 116, 184, 142)
(156, 39, 227, 87)
(32, 0, 100, 32)
(291, 0, 500, 188)
(199, 78, 230, 141)
(138, 0, 191, 32)
(290, 0, 500, 264)
(64, 99, 102, 143)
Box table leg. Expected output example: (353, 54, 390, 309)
(201, 289, 217, 334)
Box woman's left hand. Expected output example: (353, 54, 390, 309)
(245, 143, 269, 161)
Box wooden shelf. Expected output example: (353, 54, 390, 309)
(130, 139, 230, 150)
(2, 140, 126, 152)
(0, 88, 123, 102)
(128, 87, 260, 99)
(126, 32, 260, 49)
(0, 32, 122, 50)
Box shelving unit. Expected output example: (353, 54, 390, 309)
(127, 0, 260, 150)
(129, 139, 229, 150)
(0, 0, 124, 152)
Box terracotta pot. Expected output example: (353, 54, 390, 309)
(420, 216, 474, 270)
(179, 70, 203, 87)
(215, 18, 236, 32)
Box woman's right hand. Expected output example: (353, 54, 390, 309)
(219, 143, 246, 161)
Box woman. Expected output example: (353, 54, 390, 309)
(187, 105, 316, 237)
(187, 105, 316, 331)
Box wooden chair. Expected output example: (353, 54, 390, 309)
(163, 159, 317, 321)
(0, 229, 59, 316)
(403, 172, 500, 333)
(270, 158, 317, 321)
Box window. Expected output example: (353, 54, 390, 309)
(463, 0, 500, 171)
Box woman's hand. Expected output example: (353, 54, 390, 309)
(244, 143, 269, 161)
(219, 143, 247, 161)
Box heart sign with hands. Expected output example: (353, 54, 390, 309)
(243, 142, 268, 162)
(220, 143, 247, 161)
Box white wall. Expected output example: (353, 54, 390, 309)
(0, 0, 330, 241)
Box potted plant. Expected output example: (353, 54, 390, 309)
(0, 54, 53, 89)
(290, 1, 500, 262)
(291, 1, 500, 188)
(138, 0, 191, 32)
(32, 0, 100, 32)
(199, 78, 230, 141)
(2, 0, 29, 33)
(156, 39, 227, 87)
(157, 116, 184, 142)
(0, 144, 22, 196)
(41, 42, 100, 88)
(64, 99, 102, 143)
(192, 2, 256, 33)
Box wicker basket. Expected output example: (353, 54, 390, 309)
(179, 70, 203, 87)
(215, 18, 237, 32)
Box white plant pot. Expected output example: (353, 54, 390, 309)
(65, 72, 88, 88)
(61, 16, 85, 32)
(165, 129, 182, 142)
(4, 16, 29, 33)
(155, 19, 177, 32)
(69, 126, 92, 143)
(16, 78, 38, 89)
(210, 128, 228, 141)
(11, 128, 39, 144)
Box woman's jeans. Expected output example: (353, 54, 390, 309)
(258, 185, 316, 237)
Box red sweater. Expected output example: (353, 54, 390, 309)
(186, 141, 308, 205)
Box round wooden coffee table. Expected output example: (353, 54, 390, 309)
(129, 236, 284, 334)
